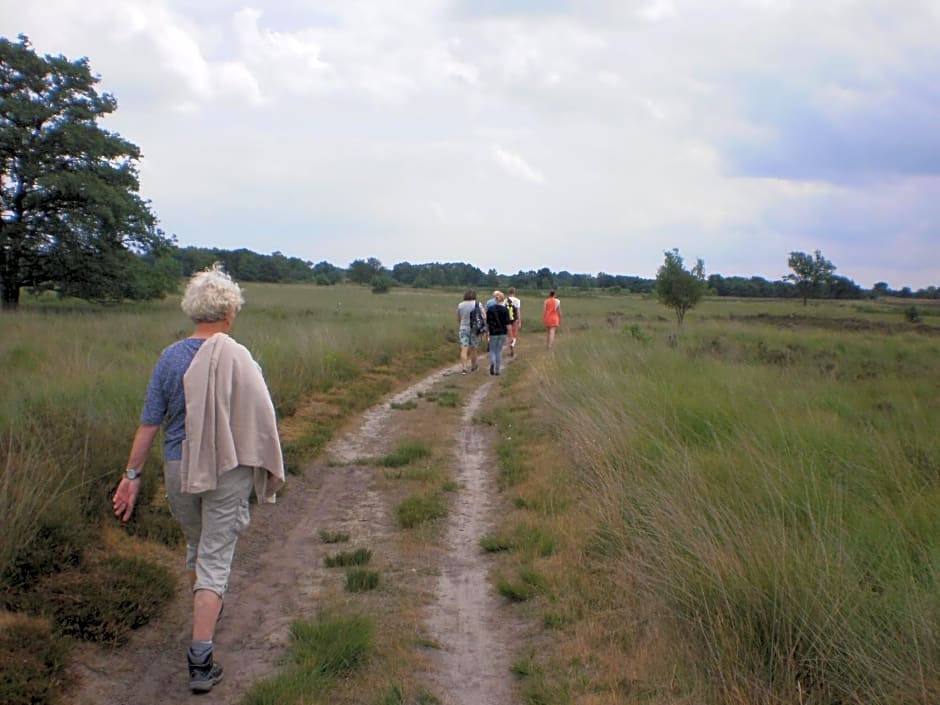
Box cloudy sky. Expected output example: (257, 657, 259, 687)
(3, 0, 938, 288)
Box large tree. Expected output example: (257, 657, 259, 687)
(655, 248, 706, 329)
(0, 35, 174, 309)
(785, 250, 835, 305)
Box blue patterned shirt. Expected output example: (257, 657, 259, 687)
(141, 338, 205, 460)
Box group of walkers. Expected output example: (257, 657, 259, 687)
(456, 287, 562, 375)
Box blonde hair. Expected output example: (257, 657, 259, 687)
(180, 263, 244, 323)
(494, 290, 505, 303)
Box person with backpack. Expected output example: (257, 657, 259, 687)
(485, 290, 512, 375)
(506, 287, 521, 357)
(457, 289, 485, 374)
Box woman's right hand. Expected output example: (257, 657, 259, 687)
(112, 477, 141, 522)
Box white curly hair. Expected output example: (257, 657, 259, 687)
(180, 263, 244, 323)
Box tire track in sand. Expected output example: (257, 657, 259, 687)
(423, 381, 521, 705)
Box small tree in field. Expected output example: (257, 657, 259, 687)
(656, 248, 706, 329)
(785, 250, 835, 305)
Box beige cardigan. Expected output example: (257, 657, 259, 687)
(180, 333, 285, 503)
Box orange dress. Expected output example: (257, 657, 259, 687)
(543, 296, 560, 327)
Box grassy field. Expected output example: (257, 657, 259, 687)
(1, 284, 938, 704)
(486, 293, 940, 704)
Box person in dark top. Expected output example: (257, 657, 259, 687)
(485, 290, 511, 375)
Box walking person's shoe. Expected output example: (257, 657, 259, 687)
(188, 652, 224, 693)
(489, 363, 495, 375)
(471, 363, 478, 372)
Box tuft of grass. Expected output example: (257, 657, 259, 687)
(441, 480, 459, 492)
(496, 567, 548, 602)
(433, 390, 460, 408)
(510, 656, 572, 705)
(382, 439, 433, 468)
(390, 400, 418, 411)
(513, 525, 557, 558)
(542, 611, 567, 629)
(345, 569, 380, 592)
(324, 548, 372, 568)
(479, 534, 513, 553)
(396, 495, 447, 529)
(243, 612, 374, 704)
(319, 529, 351, 544)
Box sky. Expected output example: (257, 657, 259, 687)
(2, 0, 939, 289)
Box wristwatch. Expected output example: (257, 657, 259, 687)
(124, 468, 142, 480)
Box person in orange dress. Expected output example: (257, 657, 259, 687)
(543, 289, 561, 349)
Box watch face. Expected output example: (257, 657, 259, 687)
(125, 469, 141, 480)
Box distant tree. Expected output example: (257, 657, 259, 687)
(312, 260, 343, 285)
(785, 250, 835, 305)
(0, 35, 175, 309)
(655, 248, 706, 329)
(872, 281, 890, 298)
(370, 272, 394, 293)
(536, 267, 553, 289)
(348, 257, 383, 285)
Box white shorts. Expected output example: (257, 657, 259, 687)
(164, 461, 253, 596)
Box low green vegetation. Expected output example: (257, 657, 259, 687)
(381, 439, 433, 468)
(345, 569, 380, 593)
(323, 548, 372, 568)
(395, 494, 447, 529)
(242, 612, 374, 704)
(318, 529, 351, 544)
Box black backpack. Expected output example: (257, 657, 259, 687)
(469, 302, 486, 335)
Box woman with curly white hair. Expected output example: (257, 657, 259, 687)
(111, 263, 284, 694)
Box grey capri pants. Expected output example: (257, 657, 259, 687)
(164, 461, 253, 596)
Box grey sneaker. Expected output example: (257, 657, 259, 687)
(189, 654, 224, 693)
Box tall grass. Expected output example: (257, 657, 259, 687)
(0, 284, 458, 582)
(535, 318, 940, 703)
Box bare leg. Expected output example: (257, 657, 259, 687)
(192, 589, 223, 641)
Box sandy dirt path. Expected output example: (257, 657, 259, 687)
(424, 382, 522, 704)
(65, 362, 521, 704)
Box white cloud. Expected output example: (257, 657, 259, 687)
(493, 146, 546, 184)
